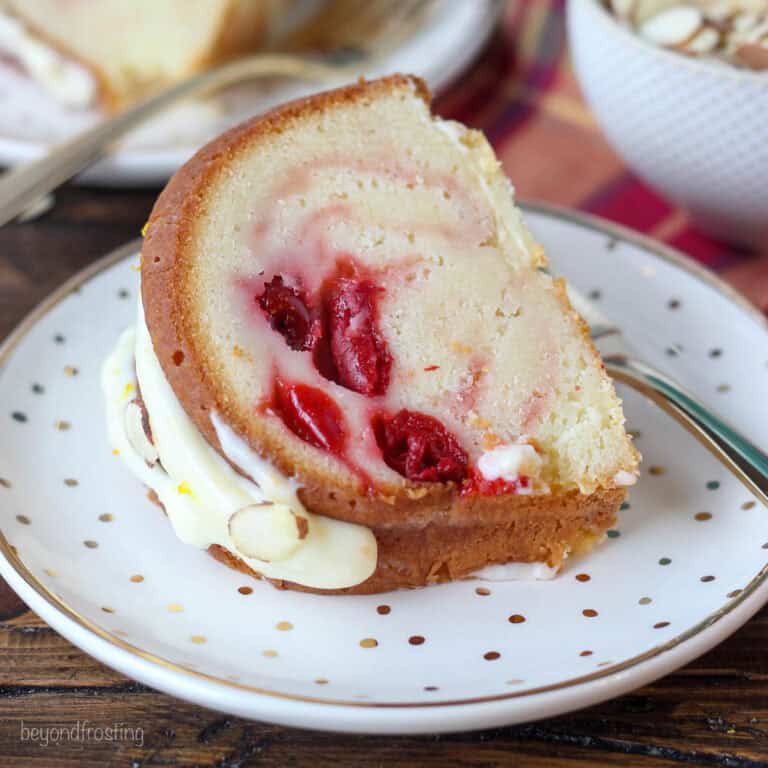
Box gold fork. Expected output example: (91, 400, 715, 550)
(0, 0, 441, 227)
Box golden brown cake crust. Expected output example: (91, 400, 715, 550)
(209, 486, 624, 594)
(148, 474, 624, 595)
(141, 75, 631, 593)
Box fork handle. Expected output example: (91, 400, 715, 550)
(0, 54, 347, 227)
(606, 355, 768, 507)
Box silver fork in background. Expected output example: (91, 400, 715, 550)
(567, 285, 768, 507)
(0, 0, 440, 228)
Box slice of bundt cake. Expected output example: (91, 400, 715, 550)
(0, 0, 288, 110)
(103, 74, 639, 594)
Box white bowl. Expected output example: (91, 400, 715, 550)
(567, 0, 768, 248)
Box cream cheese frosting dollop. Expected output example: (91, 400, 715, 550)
(101, 301, 377, 590)
(477, 441, 547, 494)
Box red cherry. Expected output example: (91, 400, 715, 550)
(374, 409, 468, 483)
(323, 275, 391, 396)
(272, 379, 345, 454)
(461, 468, 529, 497)
(257, 275, 319, 351)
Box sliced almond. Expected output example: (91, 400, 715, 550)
(720, 11, 767, 53)
(731, 10, 762, 33)
(732, 0, 768, 13)
(678, 23, 722, 52)
(124, 402, 158, 466)
(744, 20, 768, 42)
(704, 1, 734, 22)
(609, 0, 639, 21)
(640, 6, 706, 47)
(735, 39, 768, 67)
(632, 0, 683, 25)
(229, 502, 306, 562)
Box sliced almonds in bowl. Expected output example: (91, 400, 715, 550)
(730, 14, 768, 68)
(605, 0, 768, 69)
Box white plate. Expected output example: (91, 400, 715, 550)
(0, 0, 500, 186)
(0, 204, 766, 734)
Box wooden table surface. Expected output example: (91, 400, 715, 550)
(1, 186, 767, 768)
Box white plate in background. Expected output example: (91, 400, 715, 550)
(0, 0, 501, 186)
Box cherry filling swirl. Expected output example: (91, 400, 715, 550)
(257, 260, 392, 396)
(318, 267, 391, 397)
(271, 378, 345, 455)
(374, 409, 469, 484)
(257, 262, 476, 486)
(257, 275, 320, 351)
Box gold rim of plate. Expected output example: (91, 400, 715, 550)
(0, 201, 765, 709)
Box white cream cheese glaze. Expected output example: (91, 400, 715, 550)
(0, 12, 97, 108)
(470, 561, 559, 581)
(101, 302, 377, 590)
(612, 469, 638, 487)
(476, 441, 546, 495)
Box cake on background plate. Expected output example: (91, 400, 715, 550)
(102, 74, 639, 595)
(0, 0, 291, 110)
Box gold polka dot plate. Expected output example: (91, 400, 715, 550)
(0, 204, 766, 734)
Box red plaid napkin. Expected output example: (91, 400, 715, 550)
(436, 0, 768, 316)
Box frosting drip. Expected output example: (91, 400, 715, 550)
(101, 301, 377, 590)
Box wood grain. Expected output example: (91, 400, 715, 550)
(0, 185, 154, 340)
(0, 606, 767, 767)
(1, 185, 767, 767)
